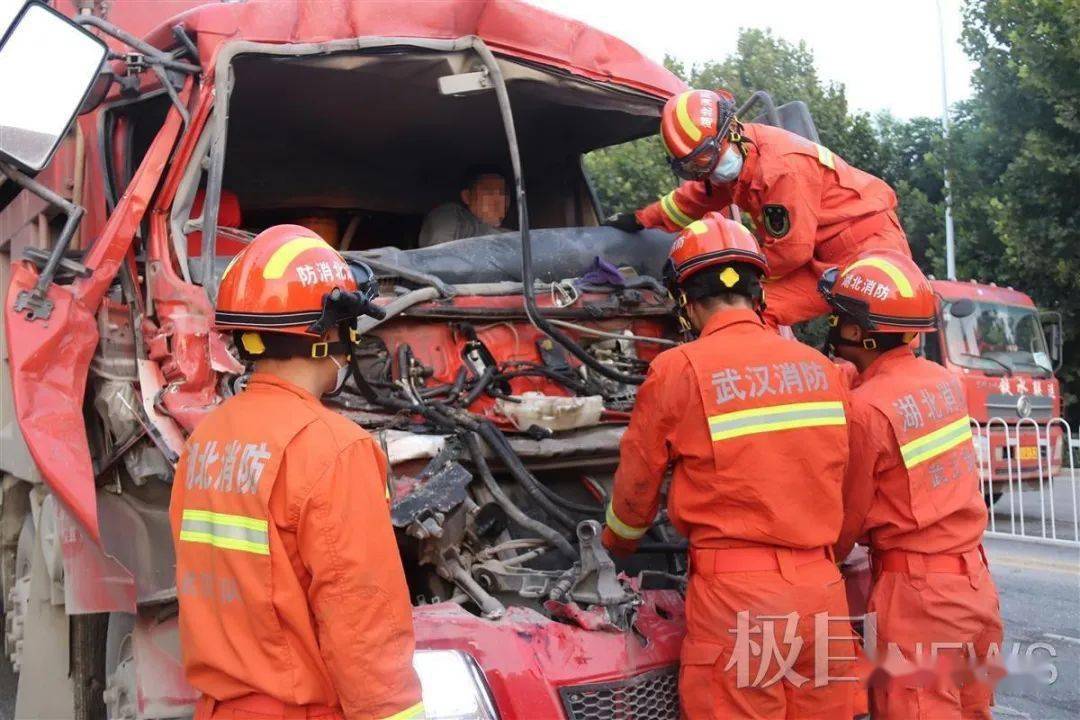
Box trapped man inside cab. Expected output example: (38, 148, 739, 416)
(419, 166, 510, 247)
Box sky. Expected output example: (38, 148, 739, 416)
(531, 0, 976, 120)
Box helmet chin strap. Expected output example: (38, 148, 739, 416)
(824, 315, 879, 356)
(825, 315, 914, 356)
(674, 290, 698, 342)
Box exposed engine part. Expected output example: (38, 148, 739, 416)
(545, 521, 641, 631)
(566, 520, 632, 608)
(90, 294, 138, 382)
(445, 552, 505, 620)
(495, 392, 604, 433)
(93, 381, 142, 448)
(472, 552, 565, 599)
(91, 379, 172, 487)
(391, 461, 472, 531)
(583, 336, 643, 410)
(463, 432, 574, 560)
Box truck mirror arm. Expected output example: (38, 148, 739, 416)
(73, 14, 200, 76)
(0, 161, 90, 321)
(72, 15, 198, 127)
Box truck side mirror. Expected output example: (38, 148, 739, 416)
(1041, 311, 1063, 371)
(948, 299, 976, 319)
(0, 1, 107, 173)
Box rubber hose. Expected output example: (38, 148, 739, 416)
(476, 421, 578, 531)
(534, 481, 605, 516)
(637, 541, 689, 554)
(461, 365, 496, 407)
(464, 432, 577, 560)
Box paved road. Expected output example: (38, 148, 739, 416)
(0, 538, 1076, 719)
(985, 536, 1080, 719)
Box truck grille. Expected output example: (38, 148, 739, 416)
(986, 393, 1054, 420)
(559, 666, 679, 720)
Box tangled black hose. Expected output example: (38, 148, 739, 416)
(347, 351, 593, 536)
(534, 480, 605, 516)
(461, 365, 497, 406)
(475, 420, 578, 532)
(464, 432, 576, 561)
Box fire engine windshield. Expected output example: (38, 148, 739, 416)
(942, 301, 1052, 376)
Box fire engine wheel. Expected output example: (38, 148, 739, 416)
(71, 613, 109, 720)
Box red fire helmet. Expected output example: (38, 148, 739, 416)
(667, 212, 768, 286)
(821, 250, 937, 333)
(214, 225, 357, 338)
(660, 88, 738, 179)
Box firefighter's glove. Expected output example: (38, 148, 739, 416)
(603, 212, 644, 233)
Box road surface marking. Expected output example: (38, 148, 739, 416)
(1042, 632, 1080, 646)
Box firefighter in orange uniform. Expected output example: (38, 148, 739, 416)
(603, 213, 856, 719)
(606, 89, 911, 329)
(820, 250, 1004, 719)
(170, 226, 424, 720)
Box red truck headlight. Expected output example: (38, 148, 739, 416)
(413, 649, 499, 719)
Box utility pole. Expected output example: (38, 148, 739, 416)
(937, 0, 957, 280)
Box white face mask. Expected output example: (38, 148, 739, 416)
(328, 355, 350, 394)
(710, 145, 744, 184)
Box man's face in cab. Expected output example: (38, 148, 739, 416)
(462, 174, 509, 228)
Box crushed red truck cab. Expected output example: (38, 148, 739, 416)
(0, 1, 696, 718)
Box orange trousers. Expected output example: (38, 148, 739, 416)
(195, 695, 344, 720)
(868, 551, 1004, 719)
(763, 224, 911, 328)
(679, 547, 857, 719)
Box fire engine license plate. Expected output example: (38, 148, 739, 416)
(1018, 446, 1039, 461)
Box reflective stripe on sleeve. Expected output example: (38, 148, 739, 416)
(708, 401, 846, 442)
(380, 702, 425, 720)
(179, 509, 270, 555)
(605, 504, 649, 540)
(816, 144, 836, 169)
(899, 416, 973, 469)
(660, 191, 694, 228)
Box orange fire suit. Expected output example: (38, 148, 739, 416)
(170, 374, 424, 720)
(637, 124, 911, 327)
(837, 347, 1004, 719)
(604, 308, 856, 719)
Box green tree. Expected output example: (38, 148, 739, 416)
(874, 114, 947, 272)
(954, 0, 1080, 415)
(585, 30, 883, 215)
